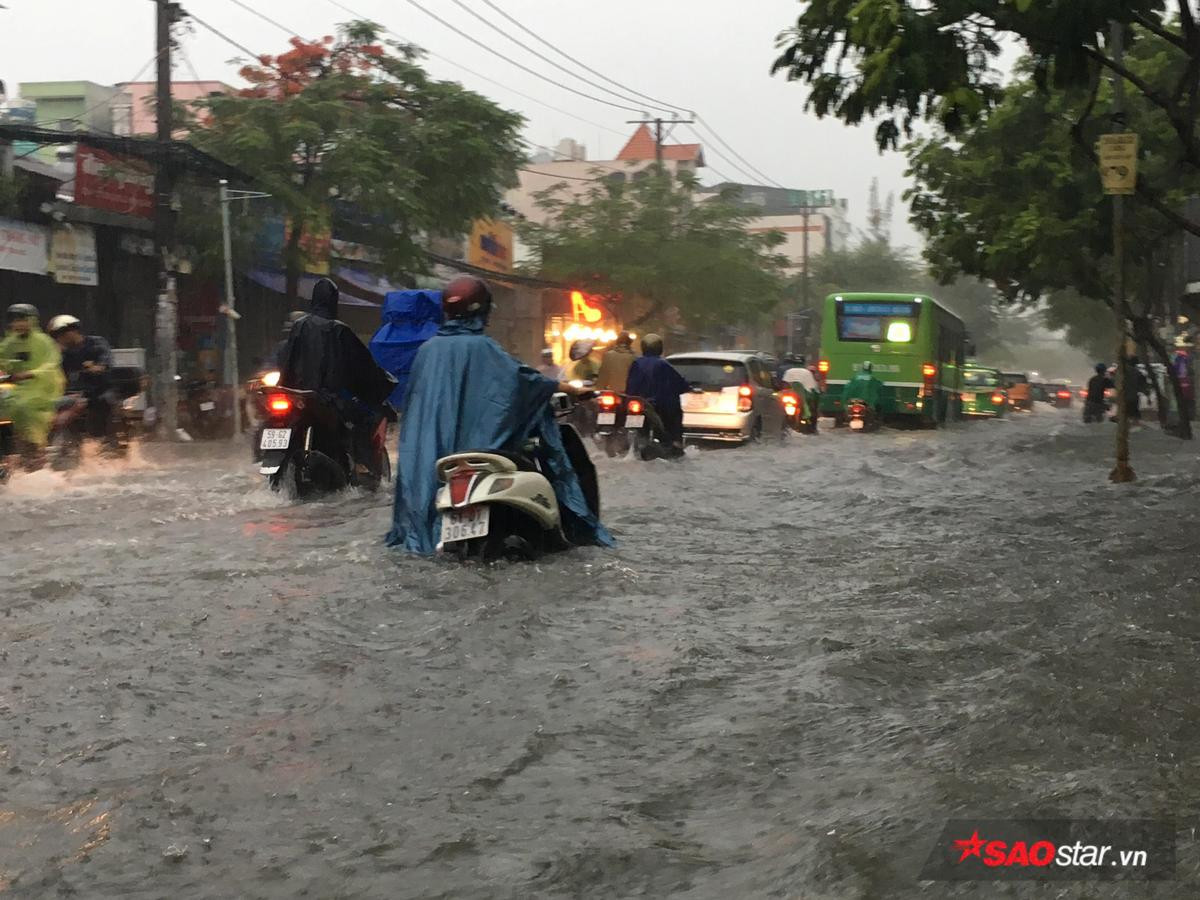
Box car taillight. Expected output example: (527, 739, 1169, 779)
(267, 394, 292, 414)
(627, 399, 643, 415)
(991, 393, 1005, 404)
(1057, 390, 1070, 399)
(922, 363, 936, 379)
(598, 393, 618, 408)
(737, 384, 753, 412)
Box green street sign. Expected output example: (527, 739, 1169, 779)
(788, 189, 834, 209)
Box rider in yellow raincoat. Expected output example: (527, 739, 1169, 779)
(1, 304, 65, 452)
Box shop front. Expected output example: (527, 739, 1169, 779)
(543, 289, 634, 370)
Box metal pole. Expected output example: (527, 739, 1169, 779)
(1109, 21, 1135, 482)
(654, 117, 664, 176)
(220, 179, 241, 437)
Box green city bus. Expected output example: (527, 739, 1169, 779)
(817, 292, 967, 426)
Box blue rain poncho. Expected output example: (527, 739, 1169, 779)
(386, 316, 614, 555)
(368, 290, 443, 407)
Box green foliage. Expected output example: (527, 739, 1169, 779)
(772, 0, 1196, 162)
(905, 27, 1200, 358)
(190, 21, 525, 283)
(0, 171, 29, 218)
(518, 172, 791, 330)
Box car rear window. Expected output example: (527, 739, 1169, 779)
(671, 359, 748, 389)
(963, 370, 1000, 387)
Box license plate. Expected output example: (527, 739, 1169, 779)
(849, 419, 865, 430)
(199, 401, 216, 412)
(626, 414, 645, 428)
(260, 428, 292, 450)
(684, 394, 710, 411)
(597, 412, 616, 425)
(441, 504, 490, 543)
(961, 392, 976, 401)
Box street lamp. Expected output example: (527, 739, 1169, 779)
(218, 179, 271, 437)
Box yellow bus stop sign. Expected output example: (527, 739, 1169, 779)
(1097, 133, 1138, 195)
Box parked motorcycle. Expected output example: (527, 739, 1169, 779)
(435, 393, 600, 561)
(257, 385, 394, 497)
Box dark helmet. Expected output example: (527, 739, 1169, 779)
(6, 302, 38, 322)
(1095, 363, 1107, 375)
(640, 333, 664, 357)
(795, 354, 807, 366)
(442, 275, 493, 322)
(614, 331, 633, 349)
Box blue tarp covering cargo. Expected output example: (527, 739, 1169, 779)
(368, 290, 443, 407)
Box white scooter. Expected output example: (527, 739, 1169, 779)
(435, 393, 600, 561)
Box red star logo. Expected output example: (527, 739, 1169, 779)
(954, 830, 985, 862)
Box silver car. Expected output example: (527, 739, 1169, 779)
(667, 351, 787, 443)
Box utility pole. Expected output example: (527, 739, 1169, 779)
(153, 0, 181, 439)
(1108, 21, 1136, 483)
(626, 114, 695, 177)
(218, 180, 271, 439)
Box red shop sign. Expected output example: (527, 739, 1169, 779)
(75, 145, 155, 219)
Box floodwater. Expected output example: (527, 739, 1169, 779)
(2, 409, 1199, 898)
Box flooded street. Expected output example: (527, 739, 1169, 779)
(3, 410, 1200, 898)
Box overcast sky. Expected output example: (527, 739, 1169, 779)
(1, 0, 922, 247)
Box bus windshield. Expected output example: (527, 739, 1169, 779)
(837, 301, 919, 343)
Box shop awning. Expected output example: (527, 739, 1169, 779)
(245, 268, 380, 307)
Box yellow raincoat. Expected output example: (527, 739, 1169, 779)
(0, 318, 65, 448)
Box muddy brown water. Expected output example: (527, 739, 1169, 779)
(2, 410, 1199, 898)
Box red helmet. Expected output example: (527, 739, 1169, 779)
(442, 275, 493, 322)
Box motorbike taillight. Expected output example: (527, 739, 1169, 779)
(448, 466, 479, 507)
(627, 399, 643, 415)
(267, 394, 292, 414)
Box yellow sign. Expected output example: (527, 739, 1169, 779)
(467, 219, 513, 273)
(570, 290, 604, 324)
(1098, 133, 1138, 195)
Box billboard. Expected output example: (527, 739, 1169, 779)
(0, 218, 49, 275)
(75, 145, 155, 220)
(467, 218, 513, 273)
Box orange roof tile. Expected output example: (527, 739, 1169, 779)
(615, 124, 704, 163)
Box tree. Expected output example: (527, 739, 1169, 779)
(904, 32, 1198, 433)
(518, 172, 790, 331)
(191, 21, 525, 300)
(773, 1, 1200, 236)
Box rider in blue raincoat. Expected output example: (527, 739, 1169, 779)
(368, 289, 443, 408)
(386, 276, 614, 555)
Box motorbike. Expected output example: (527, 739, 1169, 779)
(180, 378, 226, 440)
(46, 363, 145, 470)
(593, 390, 672, 459)
(257, 385, 394, 497)
(845, 397, 881, 432)
(434, 393, 601, 561)
(779, 387, 819, 434)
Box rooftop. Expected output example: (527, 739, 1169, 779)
(616, 124, 704, 164)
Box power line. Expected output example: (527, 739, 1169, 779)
(446, 0, 662, 115)
(398, 0, 647, 114)
(224, 0, 298, 36)
(188, 10, 263, 60)
(475, 0, 690, 118)
(320, 0, 626, 136)
(692, 116, 786, 188)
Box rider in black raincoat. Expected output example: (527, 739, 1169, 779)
(277, 278, 394, 466)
